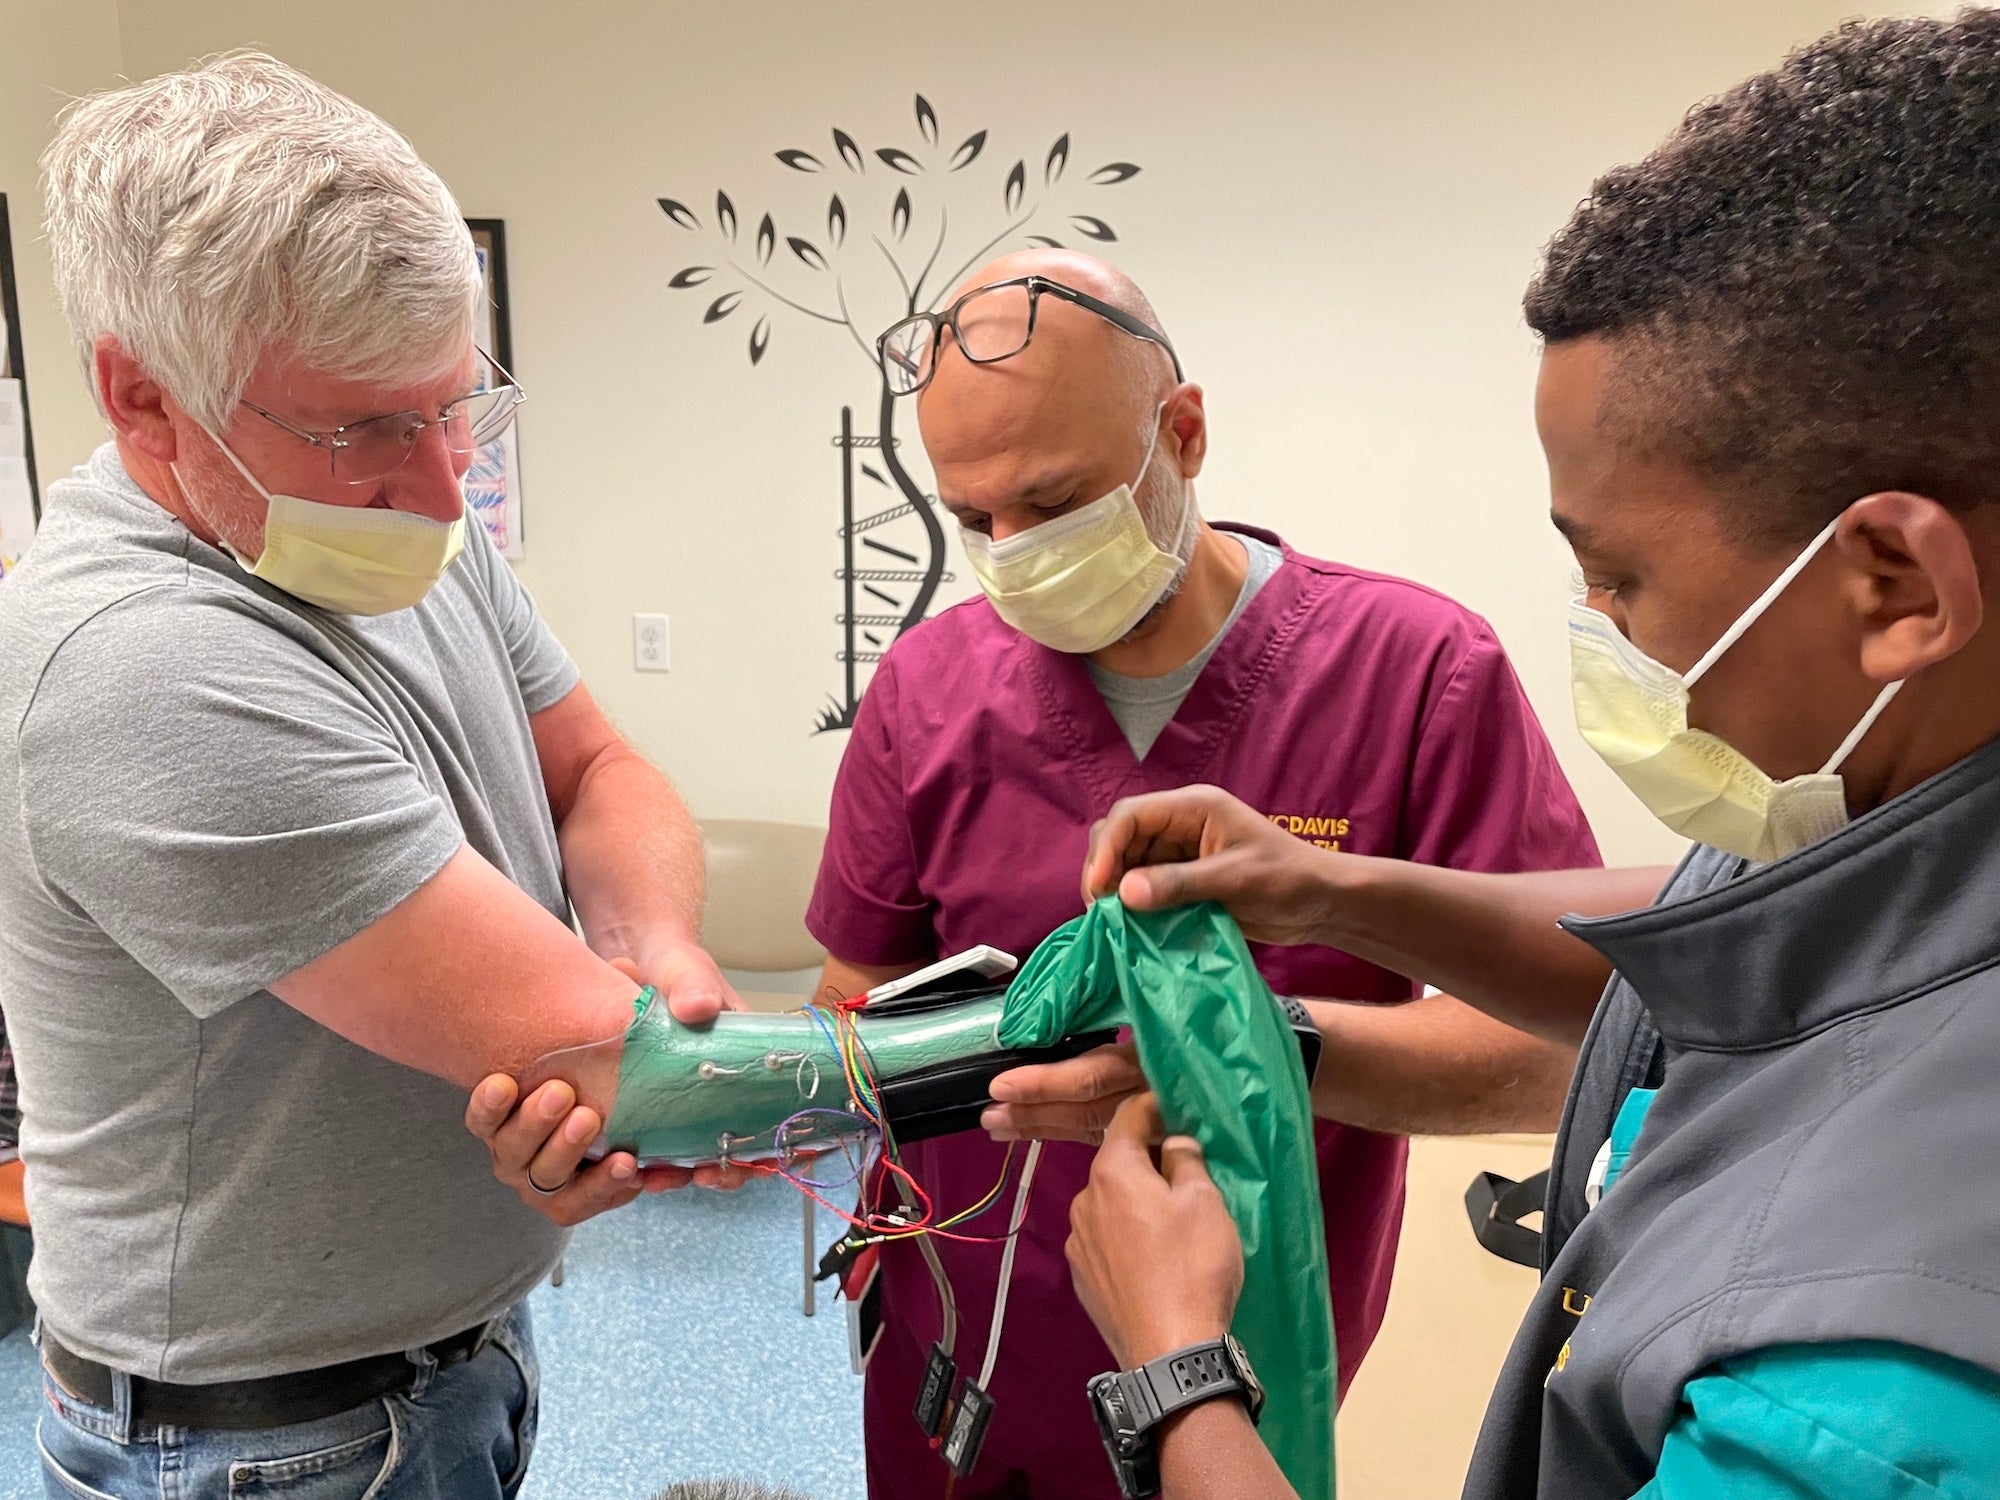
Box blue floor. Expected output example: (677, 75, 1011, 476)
(0, 1179, 864, 1499)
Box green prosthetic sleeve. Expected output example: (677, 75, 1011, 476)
(601, 990, 1011, 1168)
(1000, 897, 1336, 1500)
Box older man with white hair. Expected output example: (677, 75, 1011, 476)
(0, 52, 731, 1499)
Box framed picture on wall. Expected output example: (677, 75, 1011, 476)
(0, 193, 41, 581)
(465, 218, 524, 560)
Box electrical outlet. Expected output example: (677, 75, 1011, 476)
(634, 613, 670, 672)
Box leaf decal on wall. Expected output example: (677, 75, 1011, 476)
(1024, 236, 1063, 249)
(915, 94, 939, 145)
(776, 149, 825, 172)
(1004, 161, 1026, 213)
(657, 198, 699, 229)
(704, 292, 742, 323)
(1045, 133, 1070, 184)
(1070, 215, 1117, 242)
(756, 214, 776, 265)
(750, 316, 771, 364)
(668, 266, 713, 288)
(892, 188, 912, 241)
(833, 129, 864, 171)
(876, 147, 922, 174)
(788, 237, 828, 270)
(1090, 162, 1141, 185)
(828, 195, 847, 246)
(949, 131, 988, 170)
(716, 191, 738, 241)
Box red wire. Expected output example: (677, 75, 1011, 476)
(756, 1162, 1018, 1246)
(765, 1000, 1024, 1246)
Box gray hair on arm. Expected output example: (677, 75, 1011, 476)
(40, 49, 479, 428)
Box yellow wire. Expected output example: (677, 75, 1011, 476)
(811, 1000, 1016, 1243)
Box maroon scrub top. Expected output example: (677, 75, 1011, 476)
(806, 526, 1601, 1499)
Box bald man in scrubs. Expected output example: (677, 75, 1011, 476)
(803, 249, 1603, 1499)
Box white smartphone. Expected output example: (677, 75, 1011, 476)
(862, 944, 1019, 1006)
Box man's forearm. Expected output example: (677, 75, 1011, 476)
(275, 846, 638, 1102)
(1307, 992, 1575, 1135)
(1159, 1400, 1299, 1500)
(558, 745, 706, 966)
(1310, 860, 1672, 1046)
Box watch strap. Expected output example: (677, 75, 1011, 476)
(1276, 994, 1322, 1083)
(1089, 1338, 1262, 1500)
(1136, 1339, 1251, 1426)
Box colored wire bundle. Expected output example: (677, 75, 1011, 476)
(734, 996, 1025, 1250)
(766, 987, 1048, 1486)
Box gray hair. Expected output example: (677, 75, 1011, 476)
(41, 50, 479, 428)
(649, 1484, 813, 1500)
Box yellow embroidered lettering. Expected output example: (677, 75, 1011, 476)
(1267, 812, 1355, 851)
(1546, 1341, 1572, 1386)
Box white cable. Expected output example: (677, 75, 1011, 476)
(896, 1173, 959, 1354)
(1686, 518, 1837, 684)
(978, 1139, 1043, 1389)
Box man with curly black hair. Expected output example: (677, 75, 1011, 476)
(1062, 11, 2000, 1500)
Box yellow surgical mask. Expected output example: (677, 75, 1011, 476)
(186, 430, 466, 616)
(1568, 518, 1903, 863)
(960, 405, 1191, 654)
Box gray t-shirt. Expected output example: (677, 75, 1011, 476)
(1087, 531, 1282, 758)
(0, 444, 578, 1381)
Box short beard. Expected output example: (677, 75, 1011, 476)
(1121, 565, 1189, 641)
(1113, 482, 1200, 644)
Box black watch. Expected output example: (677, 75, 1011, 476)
(1276, 994, 1322, 1084)
(1087, 1335, 1266, 1500)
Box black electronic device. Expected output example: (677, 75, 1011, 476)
(866, 954, 1321, 1146)
(941, 1377, 996, 1476)
(914, 1343, 957, 1439)
(861, 948, 1111, 1145)
(877, 1030, 1120, 1144)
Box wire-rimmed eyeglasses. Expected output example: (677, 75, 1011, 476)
(877, 276, 1183, 396)
(239, 349, 525, 484)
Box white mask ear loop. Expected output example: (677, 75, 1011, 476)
(1131, 401, 1167, 494)
(1135, 400, 1197, 562)
(1685, 519, 1840, 686)
(1819, 677, 1904, 775)
(172, 428, 272, 567)
(1676, 513, 1903, 775)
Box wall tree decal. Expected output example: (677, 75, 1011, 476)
(657, 96, 1144, 733)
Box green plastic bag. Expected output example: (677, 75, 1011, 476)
(1000, 896, 1337, 1500)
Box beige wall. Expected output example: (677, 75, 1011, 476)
(1339, 1134, 1551, 1499)
(0, 1, 122, 491)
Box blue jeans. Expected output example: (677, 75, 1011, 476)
(36, 1303, 538, 1500)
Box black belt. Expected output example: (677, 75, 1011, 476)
(42, 1321, 492, 1431)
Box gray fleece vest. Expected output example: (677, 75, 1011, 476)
(1462, 737, 2000, 1499)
